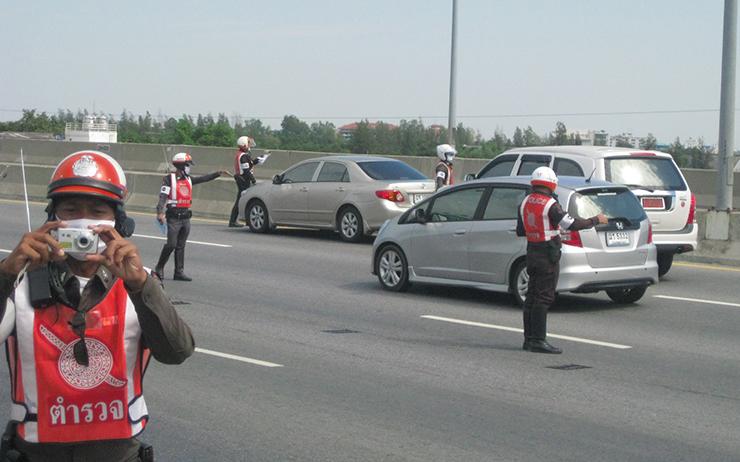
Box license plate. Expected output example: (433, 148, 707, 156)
(606, 231, 630, 247)
(641, 197, 665, 209)
(411, 194, 427, 204)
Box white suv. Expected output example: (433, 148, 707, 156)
(468, 146, 697, 277)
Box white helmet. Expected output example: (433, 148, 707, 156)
(531, 166, 558, 192)
(436, 144, 457, 162)
(172, 152, 193, 165)
(237, 136, 255, 149)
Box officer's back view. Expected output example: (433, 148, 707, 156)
(516, 167, 607, 353)
(434, 144, 456, 190)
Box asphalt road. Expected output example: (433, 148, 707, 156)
(1, 199, 739, 461)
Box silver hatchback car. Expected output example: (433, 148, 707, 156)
(372, 176, 659, 306)
(238, 156, 435, 242)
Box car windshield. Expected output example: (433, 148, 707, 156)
(570, 188, 646, 223)
(605, 157, 686, 191)
(357, 161, 427, 180)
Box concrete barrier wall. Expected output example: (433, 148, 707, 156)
(0, 138, 737, 218)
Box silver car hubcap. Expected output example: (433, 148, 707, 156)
(250, 205, 265, 229)
(517, 267, 529, 302)
(341, 212, 359, 238)
(379, 249, 403, 286)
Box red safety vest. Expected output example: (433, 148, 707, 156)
(6, 277, 150, 443)
(166, 173, 193, 209)
(520, 192, 560, 243)
(437, 162, 454, 186)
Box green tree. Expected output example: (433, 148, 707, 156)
(640, 133, 657, 150)
(512, 127, 524, 147)
(550, 121, 568, 145)
(279, 115, 311, 150)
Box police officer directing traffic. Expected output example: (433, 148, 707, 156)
(434, 144, 456, 191)
(0, 150, 194, 461)
(516, 166, 607, 354)
(228, 136, 265, 227)
(153, 152, 228, 281)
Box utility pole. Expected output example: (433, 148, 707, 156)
(447, 0, 458, 146)
(717, 0, 737, 212)
(707, 0, 737, 241)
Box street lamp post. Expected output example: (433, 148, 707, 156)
(717, 0, 737, 212)
(447, 0, 458, 146)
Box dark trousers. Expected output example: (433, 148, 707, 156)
(229, 175, 251, 224)
(155, 215, 191, 275)
(523, 245, 560, 341)
(13, 436, 140, 461)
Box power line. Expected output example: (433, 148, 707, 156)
(0, 107, 732, 121)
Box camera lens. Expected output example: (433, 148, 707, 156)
(75, 234, 94, 250)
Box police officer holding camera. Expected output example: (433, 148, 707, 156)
(153, 152, 229, 281)
(0, 151, 194, 461)
(517, 167, 607, 354)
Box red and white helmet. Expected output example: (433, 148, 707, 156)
(237, 136, 255, 149)
(172, 152, 193, 165)
(530, 166, 558, 192)
(48, 151, 128, 204)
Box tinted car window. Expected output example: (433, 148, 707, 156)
(605, 157, 687, 191)
(482, 187, 527, 220)
(554, 158, 584, 176)
(357, 161, 426, 180)
(479, 155, 517, 178)
(317, 162, 349, 182)
(570, 188, 647, 223)
(429, 188, 486, 222)
(283, 162, 319, 183)
(517, 155, 551, 175)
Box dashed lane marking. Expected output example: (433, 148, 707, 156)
(421, 315, 632, 349)
(654, 294, 740, 309)
(132, 233, 232, 248)
(194, 347, 283, 367)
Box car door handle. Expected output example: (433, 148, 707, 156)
(300, 187, 309, 192)
(507, 227, 517, 233)
(336, 187, 345, 192)
(454, 229, 467, 236)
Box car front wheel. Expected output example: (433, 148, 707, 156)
(606, 286, 647, 304)
(247, 200, 270, 233)
(375, 245, 410, 292)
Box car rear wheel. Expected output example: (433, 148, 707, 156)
(375, 245, 409, 292)
(510, 259, 528, 307)
(657, 252, 673, 277)
(247, 200, 270, 233)
(338, 206, 363, 243)
(606, 286, 647, 304)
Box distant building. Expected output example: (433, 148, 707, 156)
(565, 129, 608, 146)
(338, 121, 398, 140)
(64, 115, 117, 143)
(607, 132, 641, 148)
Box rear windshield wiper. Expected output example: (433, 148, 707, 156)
(623, 184, 655, 192)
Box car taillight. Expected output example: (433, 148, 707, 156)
(630, 151, 657, 157)
(647, 222, 653, 244)
(561, 230, 582, 247)
(686, 193, 696, 225)
(375, 190, 405, 203)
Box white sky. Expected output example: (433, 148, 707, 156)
(0, 0, 735, 145)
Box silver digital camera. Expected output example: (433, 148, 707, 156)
(53, 228, 100, 254)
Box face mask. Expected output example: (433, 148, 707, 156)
(56, 217, 115, 260)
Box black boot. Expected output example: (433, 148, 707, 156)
(173, 247, 191, 281)
(523, 339, 562, 354)
(228, 222, 244, 228)
(154, 246, 173, 280)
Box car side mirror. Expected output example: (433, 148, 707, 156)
(464, 173, 476, 182)
(414, 208, 427, 224)
(272, 174, 282, 185)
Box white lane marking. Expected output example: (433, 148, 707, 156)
(0, 249, 11, 253)
(654, 295, 740, 309)
(421, 315, 632, 349)
(194, 347, 283, 368)
(132, 233, 232, 248)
